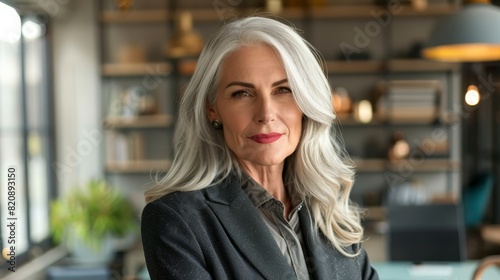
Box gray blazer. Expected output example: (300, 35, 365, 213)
(141, 175, 379, 280)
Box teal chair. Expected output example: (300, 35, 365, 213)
(462, 174, 494, 228)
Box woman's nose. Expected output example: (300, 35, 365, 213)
(254, 94, 276, 124)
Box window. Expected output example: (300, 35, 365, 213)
(0, 2, 55, 274)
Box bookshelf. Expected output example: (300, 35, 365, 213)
(99, 0, 177, 175)
(98, 1, 463, 223)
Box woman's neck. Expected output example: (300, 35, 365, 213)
(239, 161, 291, 216)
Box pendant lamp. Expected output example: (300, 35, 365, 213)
(422, 0, 500, 62)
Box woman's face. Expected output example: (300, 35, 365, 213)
(208, 45, 303, 169)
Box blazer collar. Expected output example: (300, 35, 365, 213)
(204, 175, 297, 280)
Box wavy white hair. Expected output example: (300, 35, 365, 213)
(145, 16, 363, 257)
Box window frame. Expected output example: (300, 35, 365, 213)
(0, 12, 56, 274)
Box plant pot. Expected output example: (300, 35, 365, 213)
(67, 233, 114, 265)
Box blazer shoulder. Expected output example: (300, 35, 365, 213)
(146, 175, 243, 210)
(143, 176, 242, 218)
(143, 189, 209, 217)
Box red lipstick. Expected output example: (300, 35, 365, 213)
(248, 133, 282, 144)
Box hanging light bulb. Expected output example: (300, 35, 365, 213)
(465, 85, 480, 106)
(22, 18, 45, 41)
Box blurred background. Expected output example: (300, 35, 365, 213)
(1, 0, 500, 279)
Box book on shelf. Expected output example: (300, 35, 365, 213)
(106, 131, 145, 163)
(376, 80, 441, 123)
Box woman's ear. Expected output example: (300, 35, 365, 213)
(206, 99, 218, 122)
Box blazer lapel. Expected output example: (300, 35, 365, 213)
(300, 208, 368, 280)
(299, 207, 339, 280)
(205, 176, 296, 280)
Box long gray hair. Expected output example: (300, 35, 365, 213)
(145, 16, 363, 257)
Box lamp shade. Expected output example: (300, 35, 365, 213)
(422, 2, 500, 62)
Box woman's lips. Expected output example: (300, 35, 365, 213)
(248, 133, 282, 144)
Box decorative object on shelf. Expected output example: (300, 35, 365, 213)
(422, 0, 500, 62)
(331, 87, 351, 116)
(114, 0, 133, 11)
(411, 0, 428, 11)
(166, 12, 204, 58)
(388, 131, 410, 161)
(178, 59, 197, 75)
(135, 93, 158, 116)
(375, 80, 440, 123)
(353, 99, 373, 123)
(50, 179, 138, 264)
(266, 0, 283, 13)
(112, 85, 158, 117)
(116, 43, 146, 64)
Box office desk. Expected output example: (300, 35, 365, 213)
(372, 262, 500, 280)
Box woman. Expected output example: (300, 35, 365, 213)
(142, 16, 379, 280)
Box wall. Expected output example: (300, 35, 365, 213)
(51, 0, 103, 195)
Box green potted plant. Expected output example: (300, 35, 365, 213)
(50, 179, 138, 263)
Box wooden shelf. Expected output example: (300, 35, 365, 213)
(396, 3, 459, 17)
(102, 62, 172, 77)
(100, 4, 458, 23)
(353, 158, 461, 172)
(327, 60, 384, 74)
(101, 10, 169, 23)
(100, 9, 225, 23)
(387, 59, 459, 72)
(310, 3, 458, 18)
(106, 160, 171, 173)
(337, 115, 457, 127)
(327, 59, 459, 74)
(337, 111, 462, 126)
(103, 115, 174, 129)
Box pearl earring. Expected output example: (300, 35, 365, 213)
(211, 119, 222, 129)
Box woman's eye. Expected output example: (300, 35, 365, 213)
(232, 90, 251, 97)
(275, 87, 292, 94)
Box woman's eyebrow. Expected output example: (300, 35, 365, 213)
(224, 79, 288, 89)
(272, 79, 288, 87)
(225, 81, 254, 89)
